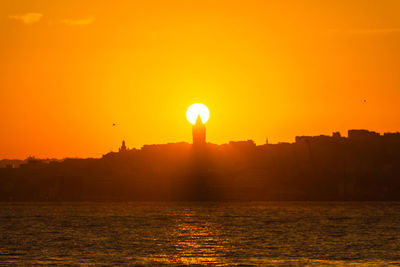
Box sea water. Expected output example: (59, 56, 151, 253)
(0, 202, 400, 266)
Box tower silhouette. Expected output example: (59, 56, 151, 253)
(119, 140, 127, 152)
(192, 115, 206, 146)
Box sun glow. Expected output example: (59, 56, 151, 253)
(186, 103, 210, 125)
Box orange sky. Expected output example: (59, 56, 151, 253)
(1, 0, 400, 159)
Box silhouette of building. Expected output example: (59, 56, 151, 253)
(332, 132, 341, 139)
(119, 140, 127, 152)
(348, 129, 380, 141)
(192, 115, 206, 146)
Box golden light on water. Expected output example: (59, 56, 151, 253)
(186, 103, 210, 125)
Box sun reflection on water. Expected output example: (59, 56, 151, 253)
(161, 208, 227, 265)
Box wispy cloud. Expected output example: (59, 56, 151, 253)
(61, 16, 95, 26)
(9, 13, 43, 24)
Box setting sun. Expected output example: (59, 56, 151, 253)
(2, 1, 400, 265)
(186, 103, 210, 125)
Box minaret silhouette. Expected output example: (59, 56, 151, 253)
(192, 115, 206, 146)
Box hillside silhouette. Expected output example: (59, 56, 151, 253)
(1, 129, 400, 201)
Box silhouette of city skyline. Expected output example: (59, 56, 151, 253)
(1, 127, 400, 201)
